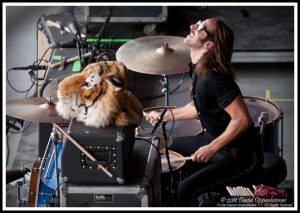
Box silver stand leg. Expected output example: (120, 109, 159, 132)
(50, 127, 61, 207)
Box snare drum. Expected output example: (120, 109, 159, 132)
(160, 149, 187, 207)
(244, 96, 282, 153)
(28, 140, 63, 207)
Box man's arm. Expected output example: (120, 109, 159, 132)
(143, 102, 198, 126)
(192, 95, 252, 163)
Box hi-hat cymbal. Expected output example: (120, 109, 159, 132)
(116, 35, 191, 75)
(6, 97, 68, 123)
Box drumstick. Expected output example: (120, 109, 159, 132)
(53, 123, 113, 178)
(49, 52, 92, 68)
(161, 156, 193, 163)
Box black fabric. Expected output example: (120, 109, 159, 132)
(192, 70, 261, 154)
(192, 70, 241, 139)
(169, 135, 257, 207)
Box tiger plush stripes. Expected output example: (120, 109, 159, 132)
(56, 61, 143, 128)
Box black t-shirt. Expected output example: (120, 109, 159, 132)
(192, 70, 260, 151)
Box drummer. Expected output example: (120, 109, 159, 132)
(143, 18, 263, 207)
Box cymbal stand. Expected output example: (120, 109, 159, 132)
(161, 74, 170, 106)
(50, 127, 60, 207)
(36, 125, 61, 207)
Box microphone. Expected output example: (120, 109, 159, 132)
(11, 65, 48, 70)
(6, 168, 30, 184)
(151, 108, 168, 134)
(67, 21, 81, 37)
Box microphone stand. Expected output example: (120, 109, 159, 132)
(96, 7, 114, 51)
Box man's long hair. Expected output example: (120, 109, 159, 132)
(195, 18, 235, 79)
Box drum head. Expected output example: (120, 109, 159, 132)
(160, 149, 185, 173)
(244, 96, 281, 127)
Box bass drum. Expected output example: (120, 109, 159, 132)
(28, 140, 63, 207)
(244, 96, 282, 154)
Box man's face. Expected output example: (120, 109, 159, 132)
(184, 19, 214, 49)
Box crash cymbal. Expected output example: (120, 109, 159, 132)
(116, 35, 191, 75)
(6, 97, 68, 123)
(43, 74, 73, 102)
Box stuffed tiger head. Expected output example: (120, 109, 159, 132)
(56, 61, 143, 128)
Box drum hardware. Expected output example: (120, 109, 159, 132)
(50, 128, 60, 205)
(53, 123, 113, 178)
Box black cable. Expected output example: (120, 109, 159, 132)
(6, 68, 36, 93)
(6, 45, 53, 94)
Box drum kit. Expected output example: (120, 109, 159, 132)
(6, 35, 283, 207)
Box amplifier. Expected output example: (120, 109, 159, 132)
(61, 119, 135, 185)
(40, 13, 78, 48)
